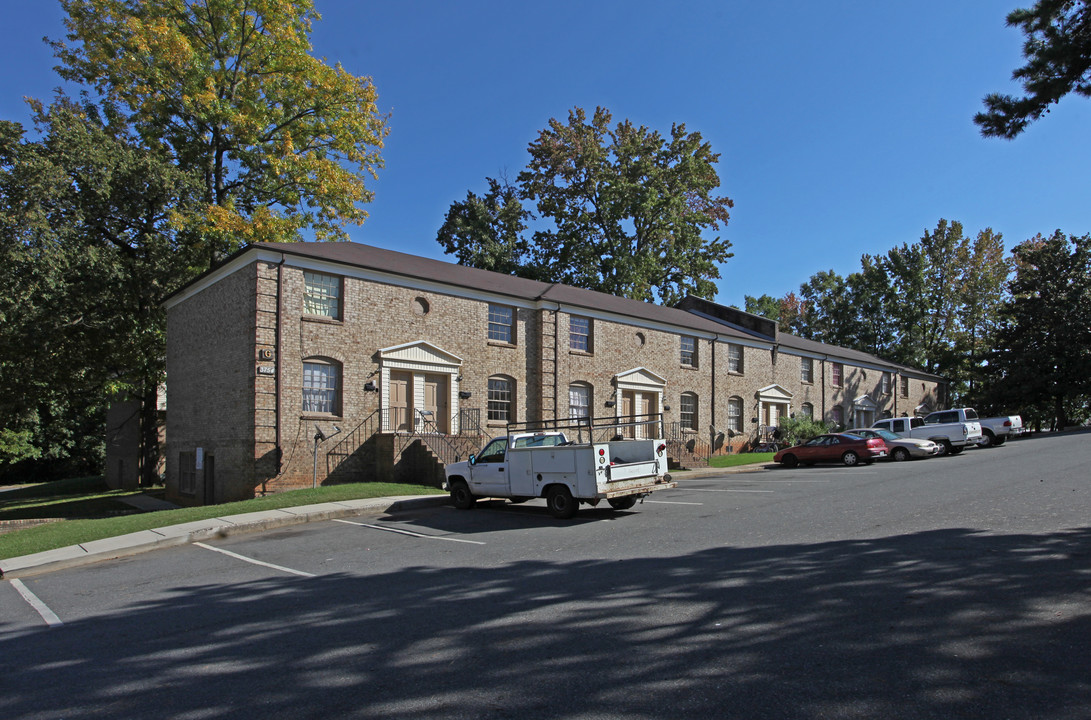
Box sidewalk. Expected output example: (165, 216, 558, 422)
(0, 463, 770, 580)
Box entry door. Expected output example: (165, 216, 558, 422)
(621, 391, 635, 438)
(423, 374, 449, 433)
(390, 372, 412, 432)
(856, 408, 874, 428)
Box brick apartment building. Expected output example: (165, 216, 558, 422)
(161, 241, 946, 505)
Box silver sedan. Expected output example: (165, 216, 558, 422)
(847, 428, 940, 461)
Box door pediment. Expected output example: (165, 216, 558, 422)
(379, 341, 462, 371)
(757, 384, 793, 403)
(615, 367, 667, 390)
(853, 394, 879, 410)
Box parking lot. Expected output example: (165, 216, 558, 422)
(2, 431, 1089, 719)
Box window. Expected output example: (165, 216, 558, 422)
(303, 360, 340, 414)
(488, 304, 514, 343)
(830, 405, 844, 427)
(727, 396, 743, 433)
(680, 336, 697, 367)
(831, 362, 843, 387)
(680, 392, 698, 431)
(488, 376, 513, 422)
(881, 372, 892, 395)
(178, 451, 196, 495)
(303, 271, 341, 318)
(900, 375, 909, 398)
(728, 344, 744, 374)
(569, 383, 591, 420)
(801, 357, 814, 384)
(800, 402, 814, 419)
(569, 316, 592, 352)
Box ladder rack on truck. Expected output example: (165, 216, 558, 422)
(443, 414, 675, 519)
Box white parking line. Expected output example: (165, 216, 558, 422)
(333, 519, 486, 544)
(644, 500, 704, 505)
(11, 579, 63, 627)
(193, 542, 316, 577)
(685, 488, 776, 493)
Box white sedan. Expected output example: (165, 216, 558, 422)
(847, 428, 940, 461)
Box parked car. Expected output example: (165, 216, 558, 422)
(774, 433, 888, 468)
(922, 408, 1025, 448)
(846, 427, 940, 461)
(870, 415, 981, 456)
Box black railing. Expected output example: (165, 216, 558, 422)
(326, 407, 492, 478)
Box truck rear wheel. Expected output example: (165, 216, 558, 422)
(450, 480, 476, 510)
(979, 431, 995, 448)
(546, 485, 578, 519)
(608, 496, 638, 511)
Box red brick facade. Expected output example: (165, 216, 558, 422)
(163, 243, 946, 505)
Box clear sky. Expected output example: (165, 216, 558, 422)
(3, 1, 1089, 308)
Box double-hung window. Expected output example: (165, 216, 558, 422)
(303, 361, 339, 414)
(727, 397, 743, 433)
(881, 372, 892, 395)
(831, 362, 843, 387)
(801, 357, 814, 384)
(680, 336, 697, 367)
(488, 376, 513, 422)
(488, 304, 514, 343)
(304, 271, 341, 319)
(900, 375, 909, 398)
(728, 344, 744, 374)
(569, 316, 591, 352)
(569, 384, 590, 420)
(680, 392, 698, 431)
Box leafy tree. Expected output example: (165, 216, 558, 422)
(796, 270, 855, 346)
(976, 0, 1091, 138)
(985, 231, 1091, 429)
(53, 0, 389, 267)
(436, 177, 535, 278)
(438, 107, 734, 305)
(953, 228, 1011, 402)
(0, 101, 200, 481)
(743, 294, 783, 324)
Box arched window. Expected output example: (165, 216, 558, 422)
(569, 383, 592, 420)
(488, 376, 514, 422)
(800, 402, 814, 419)
(680, 392, 698, 431)
(303, 358, 341, 415)
(830, 405, 844, 428)
(727, 396, 743, 433)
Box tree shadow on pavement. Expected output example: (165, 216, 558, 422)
(2, 526, 1089, 719)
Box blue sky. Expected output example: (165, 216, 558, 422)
(3, 1, 1089, 308)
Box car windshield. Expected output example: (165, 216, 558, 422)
(872, 429, 900, 441)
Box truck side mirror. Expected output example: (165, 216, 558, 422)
(468, 454, 476, 466)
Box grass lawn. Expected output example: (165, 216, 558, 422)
(0, 477, 444, 562)
(708, 452, 776, 468)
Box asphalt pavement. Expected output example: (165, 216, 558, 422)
(0, 464, 764, 579)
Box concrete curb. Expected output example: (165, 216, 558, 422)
(0, 494, 451, 580)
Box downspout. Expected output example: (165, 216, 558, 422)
(822, 355, 828, 420)
(272, 254, 286, 490)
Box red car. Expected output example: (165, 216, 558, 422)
(773, 433, 888, 468)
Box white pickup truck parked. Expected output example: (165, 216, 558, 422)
(444, 415, 676, 519)
(922, 408, 1024, 447)
(870, 414, 982, 456)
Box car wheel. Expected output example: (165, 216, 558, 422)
(780, 453, 798, 468)
(842, 451, 860, 467)
(608, 496, 638, 511)
(892, 447, 911, 462)
(994, 436, 1007, 446)
(937, 441, 953, 456)
(450, 480, 476, 510)
(979, 431, 994, 448)
(546, 485, 579, 519)
(949, 446, 964, 455)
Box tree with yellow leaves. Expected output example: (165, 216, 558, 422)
(52, 0, 389, 267)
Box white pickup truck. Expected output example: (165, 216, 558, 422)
(870, 414, 982, 456)
(922, 408, 1024, 448)
(444, 416, 676, 519)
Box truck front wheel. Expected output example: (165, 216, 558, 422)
(450, 480, 476, 510)
(546, 485, 579, 519)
